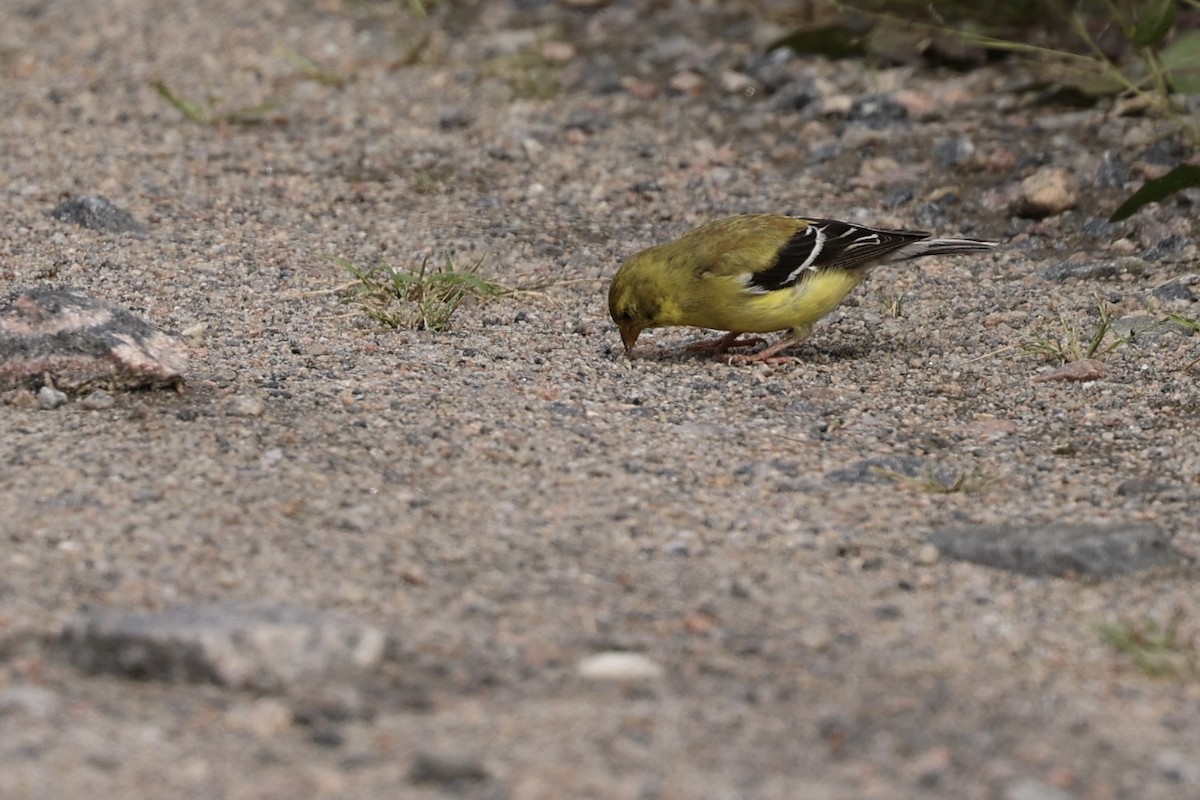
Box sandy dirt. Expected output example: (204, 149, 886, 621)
(2, 1, 1199, 798)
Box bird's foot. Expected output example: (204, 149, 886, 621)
(721, 331, 805, 364)
(686, 331, 766, 354)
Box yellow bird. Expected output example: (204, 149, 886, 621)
(608, 214, 997, 363)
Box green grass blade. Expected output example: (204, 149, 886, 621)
(1110, 164, 1200, 222)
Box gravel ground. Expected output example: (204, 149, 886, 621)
(2, 1, 1200, 798)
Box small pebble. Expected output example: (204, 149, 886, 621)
(80, 390, 115, 410)
(224, 395, 265, 417)
(719, 70, 755, 94)
(1004, 778, 1074, 800)
(576, 651, 664, 682)
(1095, 150, 1130, 188)
(1017, 166, 1078, 218)
(541, 41, 576, 64)
(37, 385, 69, 409)
(225, 698, 294, 738)
(799, 623, 833, 652)
(668, 70, 704, 95)
(409, 751, 489, 784)
(932, 135, 975, 168)
(820, 94, 854, 116)
(915, 543, 941, 566)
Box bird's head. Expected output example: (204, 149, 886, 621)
(607, 251, 670, 355)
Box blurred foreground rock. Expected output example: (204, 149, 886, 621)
(929, 523, 1183, 578)
(48, 195, 144, 233)
(60, 604, 388, 692)
(0, 288, 187, 394)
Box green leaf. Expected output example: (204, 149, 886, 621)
(1109, 164, 1200, 222)
(1132, 0, 1176, 49)
(768, 25, 868, 59)
(1160, 29, 1200, 94)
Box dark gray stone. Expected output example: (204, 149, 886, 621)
(932, 136, 975, 168)
(1146, 234, 1191, 261)
(929, 523, 1183, 578)
(1042, 257, 1148, 282)
(60, 604, 387, 691)
(1094, 150, 1129, 188)
(438, 108, 472, 130)
(0, 288, 187, 393)
(48, 195, 144, 233)
(1151, 281, 1195, 303)
(848, 95, 908, 127)
(1116, 477, 1181, 498)
(409, 751, 489, 785)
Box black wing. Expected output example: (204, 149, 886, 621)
(746, 219, 930, 293)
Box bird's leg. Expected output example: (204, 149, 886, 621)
(685, 331, 767, 354)
(725, 325, 813, 364)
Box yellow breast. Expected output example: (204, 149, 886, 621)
(686, 270, 866, 333)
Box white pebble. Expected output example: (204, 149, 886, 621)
(576, 652, 664, 682)
(915, 543, 941, 565)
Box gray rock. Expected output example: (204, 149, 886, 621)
(409, 751, 489, 785)
(1150, 281, 1195, 304)
(932, 135, 975, 168)
(224, 394, 265, 417)
(1111, 314, 1193, 342)
(848, 95, 908, 127)
(48, 195, 144, 233)
(36, 384, 68, 409)
(438, 108, 473, 130)
(767, 78, 820, 112)
(0, 289, 187, 393)
(1146, 234, 1191, 261)
(0, 685, 62, 719)
(1094, 150, 1129, 188)
(80, 389, 116, 410)
(60, 604, 387, 691)
(1004, 778, 1074, 800)
(1042, 257, 1148, 282)
(1155, 748, 1200, 785)
(1115, 477, 1177, 497)
(929, 523, 1182, 578)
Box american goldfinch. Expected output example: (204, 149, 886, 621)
(608, 214, 997, 363)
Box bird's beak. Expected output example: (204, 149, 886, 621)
(619, 323, 642, 355)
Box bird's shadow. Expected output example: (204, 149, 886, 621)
(625, 337, 877, 365)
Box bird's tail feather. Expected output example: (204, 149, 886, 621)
(890, 237, 997, 261)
